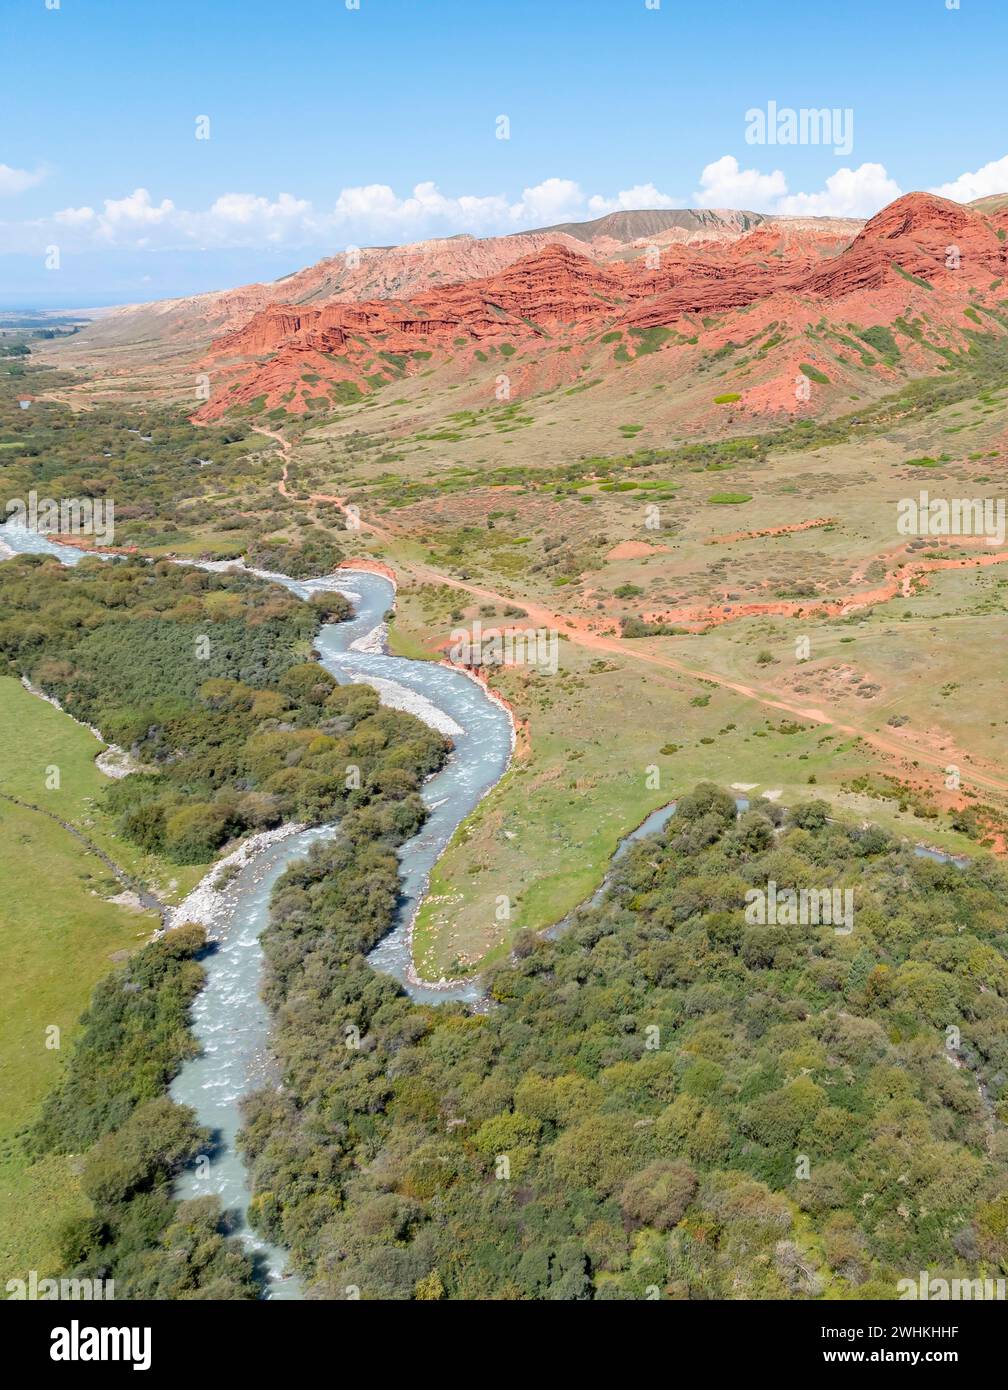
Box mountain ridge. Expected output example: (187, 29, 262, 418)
(184, 192, 1008, 427)
(65, 206, 862, 352)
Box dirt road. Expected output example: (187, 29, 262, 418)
(257, 427, 1008, 802)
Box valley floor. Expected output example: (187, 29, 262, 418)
(241, 399, 1008, 976)
(14, 333, 1008, 979)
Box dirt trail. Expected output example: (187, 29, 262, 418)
(0, 789, 167, 925)
(253, 424, 395, 540)
(646, 542, 1008, 630)
(260, 427, 1008, 801)
(260, 424, 1006, 636)
(706, 516, 837, 545)
(409, 560, 1008, 796)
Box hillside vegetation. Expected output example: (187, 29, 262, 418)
(16, 576, 449, 1295)
(244, 784, 1008, 1299)
(0, 555, 448, 865)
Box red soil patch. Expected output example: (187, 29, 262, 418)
(605, 540, 667, 561)
(645, 542, 1008, 631)
(707, 516, 836, 545)
(338, 557, 398, 584)
(50, 534, 137, 555)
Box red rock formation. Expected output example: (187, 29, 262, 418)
(800, 193, 1006, 297)
(210, 243, 626, 364)
(187, 191, 1008, 422)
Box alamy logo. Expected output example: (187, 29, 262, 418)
(49, 1319, 151, 1371)
(898, 1271, 1006, 1301)
(6, 1271, 114, 1300)
(897, 491, 1005, 546)
(449, 619, 559, 675)
(745, 101, 854, 156)
(744, 880, 854, 933)
(5, 490, 115, 547)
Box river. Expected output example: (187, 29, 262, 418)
(0, 526, 513, 1297)
(0, 524, 970, 1298)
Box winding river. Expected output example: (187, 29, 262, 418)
(1, 524, 970, 1299)
(1, 526, 513, 1298)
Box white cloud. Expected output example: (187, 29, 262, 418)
(29, 179, 595, 252)
(693, 156, 788, 209)
(328, 178, 587, 235)
(331, 183, 410, 222)
(209, 192, 311, 225)
(10, 155, 1003, 263)
(53, 204, 96, 226)
(693, 155, 901, 218)
(206, 192, 312, 244)
(509, 177, 584, 225)
(0, 163, 46, 196)
(99, 188, 175, 229)
(54, 188, 175, 238)
(930, 154, 1008, 203)
(775, 163, 902, 217)
(587, 183, 682, 215)
(22, 177, 690, 254)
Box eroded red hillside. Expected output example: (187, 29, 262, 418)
(192, 193, 1008, 422)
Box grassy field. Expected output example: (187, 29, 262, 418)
(261, 366, 1008, 977)
(23, 337, 1008, 983)
(409, 617, 984, 979)
(0, 678, 204, 906)
(0, 678, 165, 1275)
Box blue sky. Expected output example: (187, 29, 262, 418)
(2, 0, 1006, 306)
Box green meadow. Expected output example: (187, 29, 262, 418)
(0, 677, 161, 1273)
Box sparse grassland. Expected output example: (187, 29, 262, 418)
(408, 622, 985, 978)
(324, 363, 1008, 974)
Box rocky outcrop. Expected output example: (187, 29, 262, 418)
(186, 191, 1008, 421)
(206, 243, 626, 369)
(66, 208, 860, 356)
(800, 193, 1007, 298)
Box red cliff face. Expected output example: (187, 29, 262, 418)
(856, 191, 976, 242)
(208, 244, 628, 364)
(192, 192, 1008, 422)
(213, 306, 316, 356)
(452, 241, 626, 322)
(624, 260, 794, 327)
(800, 193, 1006, 298)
